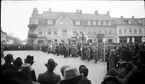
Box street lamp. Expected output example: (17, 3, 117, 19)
(103, 38, 106, 61)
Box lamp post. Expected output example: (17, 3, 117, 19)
(103, 38, 106, 61)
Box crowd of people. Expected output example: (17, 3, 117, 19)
(1, 42, 145, 84)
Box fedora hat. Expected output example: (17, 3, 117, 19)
(4, 54, 14, 62)
(14, 57, 23, 67)
(104, 68, 119, 80)
(61, 65, 70, 77)
(24, 55, 35, 65)
(45, 59, 57, 68)
(60, 67, 82, 83)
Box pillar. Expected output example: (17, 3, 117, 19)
(127, 37, 129, 43)
(117, 37, 120, 43)
(132, 37, 135, 43)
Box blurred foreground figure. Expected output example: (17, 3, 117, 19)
(58, 67, 82, 84)
(38, 59, 61, 84)
(79, 65, 92, 84)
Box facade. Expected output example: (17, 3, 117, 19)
(27, 8, 145, 45)
(1, 29, 7, 44)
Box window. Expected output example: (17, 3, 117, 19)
(109, 29, 112, 35)
(75, 21, 81, 25)
(128, 20, 131, 24)
(62, 29, 67, 35)
(129, 28, 132, 34)
(139, 29, 142, 34)
(134, 29, 137, 34)
(108, 21, 111, 25)
(98, 20, 101, 25)
(48, 31, 51, 35)
(54, 30, 57, 35)
(124, 29, 127, 34)
(87, 21, 91, 25)
(38, 40, 43, 44)
(39, 31, 42, 35)
(47, 20, 53, 25)
(119, 29, 122, 35)
(103, 20, 106, 25)
(92, 21, 96, 25)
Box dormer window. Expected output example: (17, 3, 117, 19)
(128, 20, 131, 24)
(108, 21, 111, 25)
(87, 21, 91, 25)
(98, 20, 101, 25)
(103, 20, 106, 25)
(75, 21, 81, 25)
(92, 21, 96, 25)
(47, 20, 53, 25)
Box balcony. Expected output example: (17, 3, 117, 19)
(28, 24, 38, 29)
(28, 34, 37, 38)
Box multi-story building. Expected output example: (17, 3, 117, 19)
(1, 29, 7, 44)
(27, 8, 145, 44)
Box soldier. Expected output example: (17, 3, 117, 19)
(93, 45, 98, 63)
(86, 45, 91, 61)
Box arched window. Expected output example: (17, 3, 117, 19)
(139, 29, 142, 34)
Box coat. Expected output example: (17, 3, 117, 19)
(38, 71, 61, 84)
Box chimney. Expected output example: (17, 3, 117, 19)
(121, 16, 123, 18)
(49, 8, 51, 12)
(95, 11, 98, 15)
(76, 9, 79, 13)
(79, 10, 82, 14)
(107, 11, 110, 16)
(132, 16, 134, 18)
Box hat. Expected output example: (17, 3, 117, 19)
(79, 65, 88, 77)
(60, 67, 82, 83)
(24, 55, 34, 65)
(4, 54, 14, 62)
(20, 63, 32, 76)
(45, 59, 57, 68)
(14, 57, 23, 67)
(61, 65, 70, 77)
(104, 68, 119, 80)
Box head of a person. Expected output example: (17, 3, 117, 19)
(79, 65, 89, 77)
(13, 57, 23, 68)
(4, 54, 14, 63)
(24, 55, 34, 65)
(60, 67, 82, 84)
(20, 63, 32, 77)
(118, 61, 133, 78)
(61, 65, 70, 77)
(45, 58, 57, 72)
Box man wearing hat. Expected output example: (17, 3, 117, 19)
(58, 67, 82, 84)
(24, 55, 36, 81)
(38, 58, 61, 84)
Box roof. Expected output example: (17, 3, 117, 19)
(113, 18, 127, 25)
(39, 11, 112, 20)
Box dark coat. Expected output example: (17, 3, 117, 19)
(38, 71, 61, 84)
(108, 49, 118, 70)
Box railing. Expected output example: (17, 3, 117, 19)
(28, 34, 37, 38)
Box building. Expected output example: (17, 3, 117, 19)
(1, 29, 7, 44)
(27, 8, 145, 45)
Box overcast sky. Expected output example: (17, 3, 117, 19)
(1, 1, 145, 40)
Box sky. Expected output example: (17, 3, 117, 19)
(1, 1, 145, 40)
